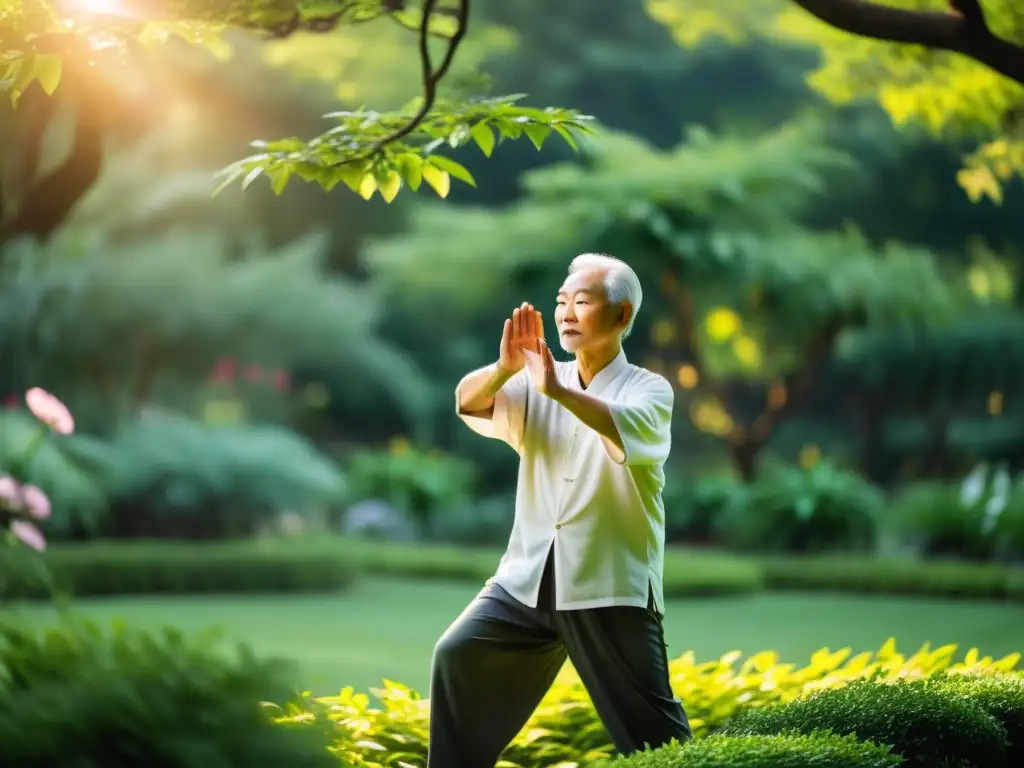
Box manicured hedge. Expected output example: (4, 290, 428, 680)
(339, 539, 764, 596)
(930, 672, 1024, 765)
(7, 536, 1024, 602)
(760, 553, 1024, 601)
(726, 678, 1009, 768)
(596, 734, 902, 768)
(0, 539, 357, 599)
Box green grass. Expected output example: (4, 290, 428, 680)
(9, 577, 1024, 694)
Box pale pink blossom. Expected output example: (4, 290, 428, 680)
(10, 520, 46, 551)
(0, 475, 21, 510)
(25, 387, 74, 435)
(20, 484, 51, 520)
(243, 364, 263, 383)
(210, 358, 236, 383)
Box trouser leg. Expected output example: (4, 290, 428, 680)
(554, 590, 692, 756)
(427, 582, 566, 768)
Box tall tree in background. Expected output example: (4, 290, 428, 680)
(647, 0, 1024, 203)
(366, 119, 956, 480)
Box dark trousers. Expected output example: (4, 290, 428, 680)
(427, 551, 692, 768)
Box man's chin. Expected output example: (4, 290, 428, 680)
(558, 336, 582, 355)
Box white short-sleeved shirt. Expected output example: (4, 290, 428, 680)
(457, 349, 673, 613)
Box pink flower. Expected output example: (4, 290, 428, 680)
(0, 475, 21, 510)
(243, 364, 263, 383)
(25, 387, 74, 435)
(10, 520, 46, 552)
(272, 370, 291, 392)
(210, 358, 236, 383)
(20, 484, 51, 520)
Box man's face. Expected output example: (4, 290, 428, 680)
(554, 267, 627, 354)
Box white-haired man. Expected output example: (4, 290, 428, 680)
(427, 253, 692, 767)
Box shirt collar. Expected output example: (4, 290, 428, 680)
(575, 347, 629, 396)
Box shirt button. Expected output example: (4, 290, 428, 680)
(555, 524, 562, 530)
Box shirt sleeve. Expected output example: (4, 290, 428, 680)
(605, 373, 674, 466)
(455, 368, 529, 451)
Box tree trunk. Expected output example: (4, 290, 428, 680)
(732, 439, 762, 484)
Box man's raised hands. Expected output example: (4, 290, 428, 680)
(499, 302, 545, 374)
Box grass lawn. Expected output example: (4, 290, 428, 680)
(10, 577, 1024, 695)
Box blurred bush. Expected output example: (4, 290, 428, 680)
(888, 465, 1024, 563)
(94, 416, 345, 539)
(663, 473, 739, 544)
(0, 617, 337, 767)
(0, 538, 356, 599)
(720, 461, 883, 553)
(431, 491, 516, 547)
(342, 441, 477, 535)
(0, 410, 111, 537)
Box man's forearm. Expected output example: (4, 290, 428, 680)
(456, 363, 515, 415)
(549, 384, 626, 463)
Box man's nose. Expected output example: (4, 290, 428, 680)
(563, 304, 577, 321)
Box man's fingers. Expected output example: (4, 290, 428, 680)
(534, 309, 545, 340)
(524, 304, 535, 338)
(512, 307, 521, 338)
(500, 318, 511, 355)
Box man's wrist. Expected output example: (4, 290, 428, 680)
(545, 380, 567, 402)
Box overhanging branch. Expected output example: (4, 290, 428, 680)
(339, 0, 471, 164)
(791, 0, 1024, 85)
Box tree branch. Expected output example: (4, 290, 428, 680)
(791, 0, 1024, 85)
(336, 0, 470, 165)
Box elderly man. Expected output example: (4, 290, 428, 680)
(428, 253, 692, 768)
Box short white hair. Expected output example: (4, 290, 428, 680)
(567, 253, 643, 338)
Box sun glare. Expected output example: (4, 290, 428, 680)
(60, 0, 137, 18)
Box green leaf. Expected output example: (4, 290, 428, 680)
(377, 169, 402, 203)
(241, 167, 263, 190)
(422, 164, 451, 198)
(268, 167, 292, 196)
(426, 156, 475, 188)
(32, 53, 62, 96)
(470, 122, 495, 157)
(523, 124, 551, 150)
(334, 165, 369, 193)
(358, 173, 377, 200)
(552, 124, 578, 152)
(396, 153, 424, 191)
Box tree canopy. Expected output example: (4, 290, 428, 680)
(0, 0, 590, 244)
(647, 0, 1024, 204)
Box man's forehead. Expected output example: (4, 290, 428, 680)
(558, 268, 607, 295)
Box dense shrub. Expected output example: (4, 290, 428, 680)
(344, 442, 477, 534)
(888, 472, 1024, 563)
(726, 679, 1008, 768)
(596, 734, 901, 768)
(0, 617, 337, 768)
(721, 461, 883, 553)
(99, 416, 345, 539)
(931, 673, 1024, 765)
(663, 473, 738, 544)
(0, 538, 356, 599)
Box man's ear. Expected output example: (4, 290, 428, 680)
(618, 301, 634, 332)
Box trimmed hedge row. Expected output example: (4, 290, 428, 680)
(760, 553, 1024, 602)
(5, 537, 1024, 601)
(0, 539, 357, 599)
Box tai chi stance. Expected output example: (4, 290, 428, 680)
(428, 253, 692, 767)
